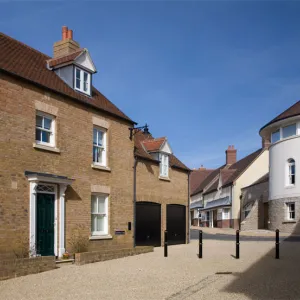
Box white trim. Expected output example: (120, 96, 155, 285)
(93, 126, 107, 167)
(59, 184, 67, 257)
(91, 194, 109, 236)
(27, 174, 73, 185)
(29, 183, 58, 257)
(35, 111, 56, 148)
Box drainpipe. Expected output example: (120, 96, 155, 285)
(133, 156, 138, 248)
(239, 193, 243, 231)
(187, 172, 190, 244)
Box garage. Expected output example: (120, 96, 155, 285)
(136, 202, 161, 247)
(167, 204, 186, 245)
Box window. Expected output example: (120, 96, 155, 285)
(223, 208, 230, 220)
(287, 159, 295, 185)
(35, 112, 55, 146)
(271, 130, 280, 143)
(160, 154, 169, 177)
(93, 127, 106, 166)
(282, 124, 296, 139)
(286, 202, 295, 221)
(74, 67, 90, 95)
(243, 203, 252, 219)
(91, 194, 108, 235)
(217, 209, 222, 220)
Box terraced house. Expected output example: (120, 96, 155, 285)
(134, 130, 190, 246)
(0, 27, 137, 258)
(190, 144, 269, 229)
(0, 27, 190, 260)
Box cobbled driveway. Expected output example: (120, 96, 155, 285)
(1, 239, 299, 300)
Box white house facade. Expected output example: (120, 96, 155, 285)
(260, 101, 300, 234)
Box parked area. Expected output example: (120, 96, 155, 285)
(1, 239, 299, 300)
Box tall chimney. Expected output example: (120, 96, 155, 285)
(226, 145, 237, 165)
(262, 136, 271, 149)
(53, 26, 80, 58)
(199, 165, 206, 170)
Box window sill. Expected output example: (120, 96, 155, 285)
(33, 143, 60, 153)
(89, 234, 112, 240)
(91, 164, 111, 172)
(283, 220, 296, 224)
(159, 176, 171, 182)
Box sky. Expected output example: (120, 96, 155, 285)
(2, 0, 300, 169)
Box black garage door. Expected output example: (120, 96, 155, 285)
(136, 202, 161, 247)
(167, 204, 186, 245)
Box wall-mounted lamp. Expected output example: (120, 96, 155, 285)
(129, 124, 149, 140)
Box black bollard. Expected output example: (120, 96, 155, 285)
(164, 230, 168, 257)
(275, 229, 280, 259)
(199, 230, 203, 258)
(236, 230, 240, 259)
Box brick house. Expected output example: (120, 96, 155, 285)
(0, 27, 136, 258)
(134, 130, 190, 246)
(190, 144, 269, 229)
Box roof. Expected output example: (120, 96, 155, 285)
(47, 48, 84, 68)
(142, 137, 166, 152)
(191, 166, 225, 196)
(202, 196, 231, 210)
(242, 173, 269, 190)
(134, 131, 190, 172)
(191, 148, 264, 196)
(0, 32, 134, 124)
(190, 169, 214, 194)
(222, 148, 263, 187)
(260, 101, 300, 133)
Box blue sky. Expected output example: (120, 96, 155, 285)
(2, 1, 300, 169)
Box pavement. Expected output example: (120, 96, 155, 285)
(1, 238, 300, 300)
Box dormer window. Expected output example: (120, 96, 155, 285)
(160, 153, 169, 178)
(75, 67, 91, 95)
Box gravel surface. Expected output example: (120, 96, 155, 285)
(0, 239, 299, 300)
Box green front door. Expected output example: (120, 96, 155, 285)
(36, 193, 55, 256)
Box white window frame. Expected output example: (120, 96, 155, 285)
(286, 202, 295, 221)
(93, 126, 107, 166)
(160, 153, 169, 177)
(35, 111, 55, 147)
(282, 123, 297, 139)
(91, 194, 109, 236)
(223, 208, 230, 220)
(74, 67, 91, 95)
(243, 203, 252, 219)
(287, 159, 296, 186)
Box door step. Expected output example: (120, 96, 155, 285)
(55, 259, 74, 267)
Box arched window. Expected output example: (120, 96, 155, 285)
(288, 159, 295, 185)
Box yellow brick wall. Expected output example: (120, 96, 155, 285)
(135, 159, 189, 245)
(0, 72, 134, 255)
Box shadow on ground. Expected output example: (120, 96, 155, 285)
(223, 222, 300, 299)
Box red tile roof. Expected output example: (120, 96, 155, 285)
(190, 169, 214, 194)
(142, 137, 166, 152)
(191, 148, 264, 196)
(47, 49, 84, 68)
(134, 131, 189, 172)
(0, 32, 134, 124)
(260, 101, 300, 132)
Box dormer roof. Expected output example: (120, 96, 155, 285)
(142, 137, 172, 154)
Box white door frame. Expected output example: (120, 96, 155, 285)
(27, 174, 73, 257)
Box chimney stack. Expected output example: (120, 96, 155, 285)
(226, 145, 237, 165)
(53, 26, 80, 58)
(199, 165, 206, 170)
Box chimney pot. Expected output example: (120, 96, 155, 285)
(62, 26, 68, 40)
(67, 29, 73, 40)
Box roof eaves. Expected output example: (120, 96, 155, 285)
(0, 68, 136, 125)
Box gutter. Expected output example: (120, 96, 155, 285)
(133, 155, 138, 248)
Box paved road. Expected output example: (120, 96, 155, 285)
(190, 229, 300, 242)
